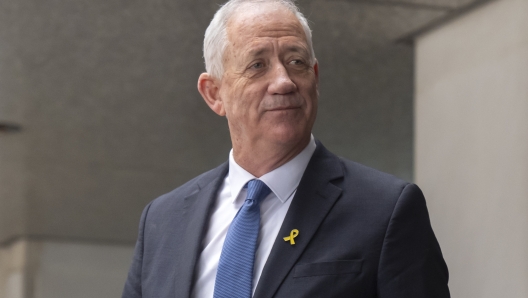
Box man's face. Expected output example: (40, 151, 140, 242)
(218, 4, 318, 149)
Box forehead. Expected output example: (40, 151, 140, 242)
(226, 3, 307, 46)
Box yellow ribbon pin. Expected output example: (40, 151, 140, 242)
(283, 229, 299, 245)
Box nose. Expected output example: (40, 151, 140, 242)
(267, 63, 297, 95)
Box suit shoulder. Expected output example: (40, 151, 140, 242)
(332, 157, 425, 227)
(338, 156, 411, 198)
(150, 162, 228, 208)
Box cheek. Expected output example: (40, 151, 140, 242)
(222, 82, 253, 119)
(298, 81, 318, 105)
(233, 81, 259, 109)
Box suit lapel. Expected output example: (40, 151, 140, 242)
(253, 143, 344, 298)
(175, 162, 228, 298)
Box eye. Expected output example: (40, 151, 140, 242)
(289, 59, 305, 66)
(250, 62, 265, 69)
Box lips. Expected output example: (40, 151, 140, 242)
(268, 106, 301, 111)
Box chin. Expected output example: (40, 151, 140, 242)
(266, 126, 310, 147)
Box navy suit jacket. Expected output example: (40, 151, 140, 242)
(123, 141, 450, 297)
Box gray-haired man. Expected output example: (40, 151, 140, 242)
(123, 1, 449, 297)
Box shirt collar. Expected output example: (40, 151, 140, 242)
(228, 135, 317, 204)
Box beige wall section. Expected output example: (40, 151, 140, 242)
(0, 239, 134, 298)
(415, 0, 528, 297)
(0, 241, 26, 298)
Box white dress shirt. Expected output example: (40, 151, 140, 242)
(191, 135, 316, 298)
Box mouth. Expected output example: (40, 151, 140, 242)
(268, 106, 301, 111)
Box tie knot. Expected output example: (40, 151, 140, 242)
(245, 179, 271, 204)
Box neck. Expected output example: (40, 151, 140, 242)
(232, 135, 310, 177)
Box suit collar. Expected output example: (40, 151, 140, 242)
(253, 140, 344, 298)
(175, 162, 229, 298)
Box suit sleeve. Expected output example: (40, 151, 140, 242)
(122, 202, 152, 298)
(377, 183, 450, 298)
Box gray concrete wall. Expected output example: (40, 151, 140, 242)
(0, 0, 231, 244)
(0, 0, 435, 246)
(0, 239, 133, 298)
(415, 0, 528, 296)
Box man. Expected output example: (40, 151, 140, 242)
(123, 0, 450, 297)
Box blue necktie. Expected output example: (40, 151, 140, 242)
(213, 179, 271, 298)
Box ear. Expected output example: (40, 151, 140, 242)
(313, 59, 319, 84)
(197, 73, 226, 116)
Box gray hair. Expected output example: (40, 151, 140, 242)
(203, 0, 315, 79)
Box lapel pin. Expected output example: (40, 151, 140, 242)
(283, 229, 299, 245)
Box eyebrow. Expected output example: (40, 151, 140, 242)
(246, 44, 309, 58)
(247, 47, 272, 58)
(283, 45, 308, 55)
